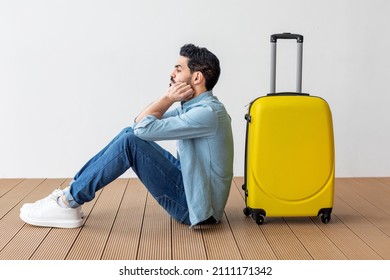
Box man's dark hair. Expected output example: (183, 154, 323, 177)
(180, 44, 221, 91)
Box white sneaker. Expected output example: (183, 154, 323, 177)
(20, 189, 84, 228)
(20, 189, 85, 218)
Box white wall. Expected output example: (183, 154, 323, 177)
(1, 0, 389, 178)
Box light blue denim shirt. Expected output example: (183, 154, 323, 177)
(133, 91, 234, 226)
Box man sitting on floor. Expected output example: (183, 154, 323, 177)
(20, 43, 234, 228)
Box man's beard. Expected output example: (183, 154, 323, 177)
(169, 75, 192, 87)
(169, 77, 175, 87)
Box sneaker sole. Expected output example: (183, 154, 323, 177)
(20, 211, 83, 228)
(20, 204, 85, 218)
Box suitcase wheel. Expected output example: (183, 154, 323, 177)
(252, 213, 265, 225)
(243, 208, 265, 225)
(321, 213, 331, 224)
(319, 208, 332, 224)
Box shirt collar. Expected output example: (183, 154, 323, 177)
(181, 91, 213, 108)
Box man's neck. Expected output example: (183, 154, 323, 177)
(193, 86, 208, 98)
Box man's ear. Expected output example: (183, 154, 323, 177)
(193, 71, 204, 85)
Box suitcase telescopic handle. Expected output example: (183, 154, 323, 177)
(270, 33, 303, 43)
(270, 33, 304, 94)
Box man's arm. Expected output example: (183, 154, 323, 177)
(135, 82, 194, 123)
(133, 105, 218, 141)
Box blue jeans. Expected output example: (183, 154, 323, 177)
(64, 127, 191, 225)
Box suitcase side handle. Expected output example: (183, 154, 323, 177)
(270, 33, 303, 94)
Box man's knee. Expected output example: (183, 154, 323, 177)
(120, 127, 134, 135)
(121, 128, 143, 146)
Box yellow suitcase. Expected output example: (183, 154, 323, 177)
(242, 33, 335, 225)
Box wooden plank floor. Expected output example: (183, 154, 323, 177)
(1, 177, 390, 260)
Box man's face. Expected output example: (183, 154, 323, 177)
(169, 56, 193, 87)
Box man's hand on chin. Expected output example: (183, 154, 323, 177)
(166, 82, 195, 102)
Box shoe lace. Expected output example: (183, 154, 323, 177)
(50, 188, 64, 198)
(32, 188, 64, 209)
